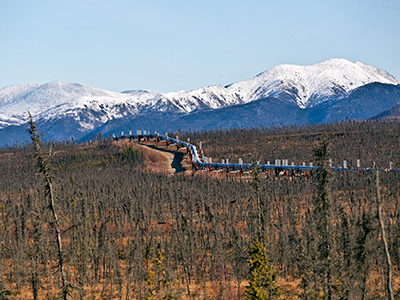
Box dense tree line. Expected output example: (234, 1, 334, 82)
(0, 120, 399, 299)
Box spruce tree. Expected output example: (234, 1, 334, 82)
(245, 240, 281, 300)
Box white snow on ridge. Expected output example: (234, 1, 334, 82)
(0, 81, 120, 115)
(226, 58, 400, 108)
(0, 81, 162, 129)
(154, 58, 400, 110)
(0, 59, 399, 129)
(163, 85, 243, 111)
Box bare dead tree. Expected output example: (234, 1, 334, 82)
(28, 113, 69, 300)
(376, 170, 394, 300)
(314, 137, 334, 299)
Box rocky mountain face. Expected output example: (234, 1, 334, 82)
(0, 59, 399, 146)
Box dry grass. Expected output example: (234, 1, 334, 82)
(3, 261, 302, 300)
(114, 140, 175, 174)
(12, 265, 398, 300)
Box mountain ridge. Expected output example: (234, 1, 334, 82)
(1, 58, 399, 146)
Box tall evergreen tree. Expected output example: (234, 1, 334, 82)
(245, 240, 281, 300)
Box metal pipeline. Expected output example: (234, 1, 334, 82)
(114, 132, 396, 173)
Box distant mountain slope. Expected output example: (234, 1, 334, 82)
(307, 82, 400, 123)
(91, 83, 400, 139)
(0, 59, 399, 146)
(372, 103, 400, 120)
(85, 98, 304, 140)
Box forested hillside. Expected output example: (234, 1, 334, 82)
(0, 120, 399, 299)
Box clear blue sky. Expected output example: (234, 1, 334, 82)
(1, 0, 399, 93)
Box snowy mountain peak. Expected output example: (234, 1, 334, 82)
(227, 58, 400, 108)
(0, 59, 399, 133)
(0, 81, 129, 128)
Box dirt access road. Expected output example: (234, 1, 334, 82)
(135, 143, 191, 175)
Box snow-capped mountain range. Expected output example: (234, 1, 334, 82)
(0, 58, 399, 146)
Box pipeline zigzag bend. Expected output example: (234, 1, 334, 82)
(113, 130, 397, 175)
